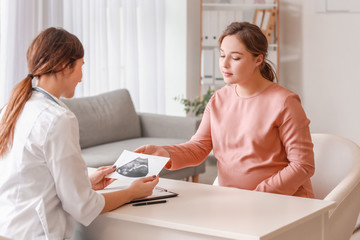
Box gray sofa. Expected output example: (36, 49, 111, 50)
(62, 89, 207, 181)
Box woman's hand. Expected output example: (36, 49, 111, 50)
(128, 175, 160, 200)
(89, 166, 116, 190)
(134, 145, 170, 158)
(100, 174, 159, 213)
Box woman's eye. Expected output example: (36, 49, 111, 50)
(220, 55, 225, 58)
(232, 57, 240, 60)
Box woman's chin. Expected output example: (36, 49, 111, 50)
(62, 92, 75, 99)
(223, 78, 234, 85)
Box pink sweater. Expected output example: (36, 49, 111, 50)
(164, 83, 315, 198)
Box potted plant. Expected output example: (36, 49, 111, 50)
(174, 88, 214, 117)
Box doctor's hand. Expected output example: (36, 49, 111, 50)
(134, 145, 170, 158)
(89, 166, 116, 190)
(128, 175, 159, 200)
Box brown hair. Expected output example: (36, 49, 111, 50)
(219, 22, 276, 82)
(0, 27, 84, 157)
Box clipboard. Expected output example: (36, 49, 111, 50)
(130, 186, 178, 204)
(89, 167, 178, 204)
(96, 184, 178, 204)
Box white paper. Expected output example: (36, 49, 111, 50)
(254, 10, 264, 28)
(106, 150, 169, 182)
(262, 11, 270, 30)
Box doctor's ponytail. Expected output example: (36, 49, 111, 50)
(0, 76, 33, 157)
(0, 27, 84, 157)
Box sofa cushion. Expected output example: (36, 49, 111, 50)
(62, 89, 141, 148)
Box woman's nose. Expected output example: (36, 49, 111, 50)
(220, 57, 229, 69)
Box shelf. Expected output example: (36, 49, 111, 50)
(202, 3, 277, 10)
(202, 43, 278, 49)
(268, 43, 278, 48)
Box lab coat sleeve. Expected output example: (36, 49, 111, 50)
(43, 111, 105, 226)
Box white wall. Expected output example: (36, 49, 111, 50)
(164, 0, 186, 116)
(280, 0, 360, 145)
(164, 0, 201, 116)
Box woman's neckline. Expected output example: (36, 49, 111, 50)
(234, 82, 275, 100)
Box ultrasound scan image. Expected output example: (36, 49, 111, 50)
(116, 157, 149, 177)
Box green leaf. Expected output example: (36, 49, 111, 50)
(174, 88, 215, 116)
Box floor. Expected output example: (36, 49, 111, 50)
(197, 159, 360, 240)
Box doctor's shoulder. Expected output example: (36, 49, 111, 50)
(29, 97, 78, 131)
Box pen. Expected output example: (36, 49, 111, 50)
(155, 186, 168, 192)
(132, 200, 167, 206)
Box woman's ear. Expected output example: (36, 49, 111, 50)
(255, 54, 264, 67)
(61, 61, 73, 76)
(60, 63, 69, 74)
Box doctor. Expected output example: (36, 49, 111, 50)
(0, 27, 159, 240)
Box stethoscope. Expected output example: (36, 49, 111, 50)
(32, 87, 60, 105)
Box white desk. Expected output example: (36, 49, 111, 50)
(72, 178, 335, 240)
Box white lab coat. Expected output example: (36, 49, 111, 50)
(0, 89, 105, 240)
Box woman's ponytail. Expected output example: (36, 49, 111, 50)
(0, 75, 33, 157)
(260, 60, 277, 83)
(0, 27, 84, 158)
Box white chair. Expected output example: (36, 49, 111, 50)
(311, 133, 360, 240)
(213, 133, 360, 240)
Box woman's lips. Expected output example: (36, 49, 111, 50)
(223, 72, 233, 77)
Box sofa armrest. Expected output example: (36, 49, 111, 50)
(138, 112, 201, 140)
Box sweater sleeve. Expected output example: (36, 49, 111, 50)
(163, 97, 214, 170)
(255, 94, 315, 196)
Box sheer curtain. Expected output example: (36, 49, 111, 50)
(0, 0, 62, 108)
(0, 0, 165, 114)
